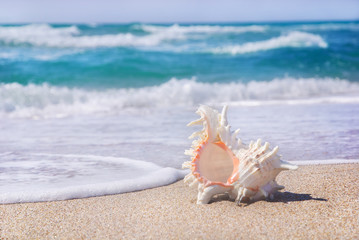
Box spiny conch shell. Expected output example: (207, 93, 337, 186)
(182, 105, 298, 205)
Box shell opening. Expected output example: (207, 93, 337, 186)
(196, 142, 238, 185)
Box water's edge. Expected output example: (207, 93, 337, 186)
(0, 158, 357, 204)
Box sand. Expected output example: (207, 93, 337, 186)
(1, 163, 358, 239)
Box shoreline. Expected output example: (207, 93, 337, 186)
(1, 163, 358, 239)
(1, 159, 359, 205)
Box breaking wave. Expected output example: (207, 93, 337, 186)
(0, 24, 185, 48)
(296, 23, 359, 31)
(137, 24, 267, 34)
(0, 24, 330, 53)
(0, 49, 83, 61)
(138, 22, 359, 34)
(1, 77, 358, 119)
(211, 31, 328, 55)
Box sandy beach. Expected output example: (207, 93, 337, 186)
(1, 163, 358, 239)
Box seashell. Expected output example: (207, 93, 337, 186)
(183, 105, 298, 205)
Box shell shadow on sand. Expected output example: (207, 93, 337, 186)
(209, 191, 327, 205)
(268, 191, 328, 203)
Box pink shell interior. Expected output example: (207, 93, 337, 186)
(192, 141, 239, 187)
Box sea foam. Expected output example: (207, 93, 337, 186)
(138, 24, 267, 34)
(1, 77, 358, 119)
(0, 24, 329, 53)
(297, 23, 359, 31)
(0, 152, 186, 204)
(211, 31, 328, 55)
(0, 24, 184, 48)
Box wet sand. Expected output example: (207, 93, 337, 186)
(1, 164, 358, 239)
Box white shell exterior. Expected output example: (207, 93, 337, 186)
(183, 105, 298, 205)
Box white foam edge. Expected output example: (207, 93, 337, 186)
(138, 23, 267, 34)
(30, 153, 163, 169)
(0, 168, 187, 204)
(210, 31, 328, 55)
(0, 153, 188, 204)
(223, 95, 359, 107)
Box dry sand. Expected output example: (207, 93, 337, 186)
(1, 164, 358, 239)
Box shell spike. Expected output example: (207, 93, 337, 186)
(278, 160, 298, 170)
(184, 173, 195, 183)
(231, 128, 241, 144)
(269, 146, 279, 156)
(188, 130, 203, 139)
(262, 142, 270, 152)
(184, 149, 194, 156)
(182, 161, 192, 169)
(220, 105, 228, 126)
(187, 117, 204, 126)
(272, 181, 285, 190)
(189, 179, 199, 188)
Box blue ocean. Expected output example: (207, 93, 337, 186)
(0, 21, 359, 203)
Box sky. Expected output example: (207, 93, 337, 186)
(0, 0, 358, 23)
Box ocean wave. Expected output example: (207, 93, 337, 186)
(0, 24, 330, 52)
(0, 24, 80, 37)
(0, 52, 18, 60)
(1, 77, 358, 119)
(138, 23, 359, 33)
(137, 24, 267, 34)
(0, 49, 84, 61)
(211, 31, 328, 55)
(297, 23, 359, 31)
(0, 24, 185, 48)
(0, 152, 186, 203)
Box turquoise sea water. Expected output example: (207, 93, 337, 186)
(1, 22, 359, 88)
(0, 21, 358, 203)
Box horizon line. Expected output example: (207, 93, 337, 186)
(0, 18, 358, 25)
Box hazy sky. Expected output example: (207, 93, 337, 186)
(0, 0, 358, 23)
